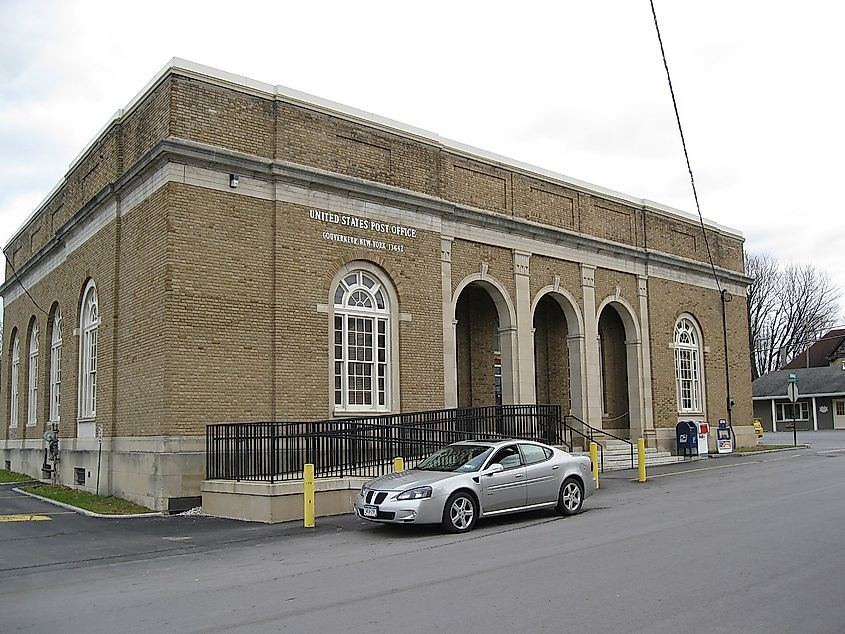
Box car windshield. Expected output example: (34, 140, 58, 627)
(416, 445, 494, 473)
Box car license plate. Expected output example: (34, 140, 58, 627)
(363, 505, 378, 518)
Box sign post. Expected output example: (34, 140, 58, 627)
(787, 374, 799, 447)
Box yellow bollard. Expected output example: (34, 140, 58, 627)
(393, 457, 405, 472)
(638, 438, 647, 483)
(589, 442, 599, 490)
(304, 463, 315, 528)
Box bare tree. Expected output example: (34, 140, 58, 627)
(747, 252, 842, 379)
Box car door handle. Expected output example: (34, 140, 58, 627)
(552, 465, 560, 470)
(514, 473, 524, 478)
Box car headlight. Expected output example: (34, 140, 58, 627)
(396, 486, 432, 501)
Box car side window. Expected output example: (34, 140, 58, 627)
(520, 444, 551, 465)
(490, 445, 522, 470)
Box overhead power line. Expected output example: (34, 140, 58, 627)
(648, 0, 721, 293)
(0, 247, 50, 317)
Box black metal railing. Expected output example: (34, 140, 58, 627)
(563, 414, 635, 471)
(206, 404, 566, 483)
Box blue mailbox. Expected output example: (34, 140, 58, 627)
(676, 421, 698, 458)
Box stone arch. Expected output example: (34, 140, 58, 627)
(450, 273, 517, 407)
(531, 287, 586, 420)
(596, 295, 644, 439)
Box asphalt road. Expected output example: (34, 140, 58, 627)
(3, 432, 845, 633)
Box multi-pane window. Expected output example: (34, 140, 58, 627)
(79, 282, 99, 419)
(333, 270, 390, 412)
(674, 317, 703, 413)
(10, 335, 20, 428)
(27, 324, 39, 426)
(49, 309, 62, 422)
(776, 402, 809, 422)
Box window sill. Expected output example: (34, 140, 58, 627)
(333, 409, 392, 417)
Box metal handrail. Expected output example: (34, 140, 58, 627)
(206, 404, 567, 482)
(563, 414, 635, 471)
(560, 422, 603, 472)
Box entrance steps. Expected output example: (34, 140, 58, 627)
(570, 439, 686, 471)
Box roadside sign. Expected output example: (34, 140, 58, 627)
(787, 382, 799, 403)
(788, 373, 798, 383)
(96, 424, 104, 445)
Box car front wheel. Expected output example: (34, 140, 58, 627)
(441, 491, 478, 533)
(556, 477, 584, 516)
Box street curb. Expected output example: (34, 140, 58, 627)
(718, 445, 809, 457)
(13, 487, 164, 518)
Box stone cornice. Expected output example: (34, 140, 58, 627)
(0, 137, 752, 298)
(5, 58, 744, 249)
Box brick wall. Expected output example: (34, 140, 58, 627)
(5, 68, 745, 287)
(647, 278, 752, 430)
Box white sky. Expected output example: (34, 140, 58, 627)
(1, 0, 843, 318)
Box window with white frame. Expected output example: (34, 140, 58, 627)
(332, 270, 390, 412)
(79, 281, 99, 419)
(27, 323, 39, 426)
(775, 402, 809, 422)
(674, 316, 703, 413)
(10, 334, 19, 428)
(49, 308, 62, 422)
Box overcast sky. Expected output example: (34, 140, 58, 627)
(1, 0, 843, 318)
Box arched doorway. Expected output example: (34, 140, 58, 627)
(596, 299, 643, 439)
(598, 305, 630, 437)
(533, 295, 570, 413)
(454, 281, 514, 407)
(531, 289, 586, 421)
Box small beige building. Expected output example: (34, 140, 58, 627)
(1, 59, 754, 511)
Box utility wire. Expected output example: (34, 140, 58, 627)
(648, 0, 722, 294)
(0, 247, 50, 317)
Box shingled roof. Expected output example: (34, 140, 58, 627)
(753, 365, 845, 399)
(783, 329, 845, 369)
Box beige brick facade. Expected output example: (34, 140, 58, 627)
(1, 60, 754, 510)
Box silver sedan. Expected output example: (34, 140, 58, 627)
(354, 439, 596, 533)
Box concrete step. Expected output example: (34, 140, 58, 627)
(602, 452, 686, 471)
(568, 445, 690, 471)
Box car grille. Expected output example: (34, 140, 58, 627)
(365, 491, 388, 505)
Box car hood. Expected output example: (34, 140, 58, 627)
(364, 469, 460, 491)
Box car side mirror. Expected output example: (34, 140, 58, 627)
(485, 463, 504, 475)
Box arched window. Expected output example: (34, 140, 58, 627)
(674, 316, 703, 413)
(49, 307, 62, 422)
(10, 333, 20, 428)
(27, 322, 39, 427)
(332, 269, 391, 412)
(79, 281, 99, 419)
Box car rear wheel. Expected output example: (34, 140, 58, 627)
(441, 491, 478, 533)
(556, 477, 584, 516)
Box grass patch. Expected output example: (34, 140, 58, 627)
(20, 484, 154, 515)
(0, 468, 33, 483)
(735, 444, 797, 453)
